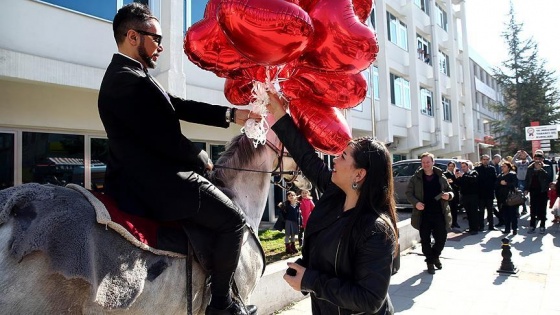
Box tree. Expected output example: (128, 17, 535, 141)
(490, 1, 560, 156)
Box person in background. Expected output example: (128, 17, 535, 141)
(495, 161, 519, 235)
(492, 154, 502, 176)
(455, 161, 480, 235)
(406, 152, 453, 274)
(97, 4, 259, 315)
(267, 92, 398, 314)
(298, 189, 315, 247)
(548, 181, 558, 212)
(278, 191, 302, 254)
(525, 156, 550, 234)
(475, 154, 498, 231)
(443, 161, 461, 229)
(513, 150, 532, 215)
(534, 149, 554, 184)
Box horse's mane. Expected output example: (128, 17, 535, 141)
(210, 134, 267, 191)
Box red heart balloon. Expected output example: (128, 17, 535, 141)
(280, 68, 367, 109)
(184, 0, 254, 77)
(352, 0, 374, 24)
(224, 78, 254, 105)
(299, 0, 373, 23)
(217, 0, 314, 65)
(289, 99, 351, 155)
(299, 0, 379, 73)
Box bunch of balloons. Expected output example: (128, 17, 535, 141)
(184, 0, 378, 155)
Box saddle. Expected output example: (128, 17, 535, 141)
(71, 184, 215, 271)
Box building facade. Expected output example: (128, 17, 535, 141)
(0, 0, 502, 218)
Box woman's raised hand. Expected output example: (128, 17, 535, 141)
(266, 92, 288, 123)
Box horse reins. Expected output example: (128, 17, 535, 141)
(212, 140, 302, 190)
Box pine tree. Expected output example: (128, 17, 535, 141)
(491, 1, 560, 155)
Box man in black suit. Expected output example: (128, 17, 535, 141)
(98, 4, 258, 315)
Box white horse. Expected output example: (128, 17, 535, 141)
(0, 130, 311, 314)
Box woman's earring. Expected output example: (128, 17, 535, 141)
(352, 181, 359, 190)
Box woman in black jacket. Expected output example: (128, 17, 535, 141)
(495, 161, 519, 235)
(267, 93, 398, 315)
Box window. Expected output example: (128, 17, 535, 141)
(442, 96, 452, 122)
(370, 7, 376, 29)
(435, 3, 448, 31)
(38, 0, 150, 21)
(210, 144, 226, 163)
(438, 50, 450, 76)
(0, 133, 14, 190)
(414, 0, 430, 15)
(420, 88, 433, 116)
(323, 155, 335, 170)
(185, 0, 208, 32)
(416, 34, 432, 65)
(390, 73, 411, 109)
(90, 138, 109, 192)
(22, 132, 85, 186)
(387, 12, 408, 51)
(372, 66, 380, 100)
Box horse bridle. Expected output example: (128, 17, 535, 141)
(212, 140, 302, 191)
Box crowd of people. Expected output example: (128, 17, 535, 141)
(404, 149, 558, 274)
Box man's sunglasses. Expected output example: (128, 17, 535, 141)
(131, 29, 162, 46)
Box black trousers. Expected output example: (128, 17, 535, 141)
(462, 194, 479, 231)
(449, 197, 460, 226)
(529, 191, 548, 228)
(419, 211, 447, 264)
(181, 171, 245, 299)
(478, 197, 495, 229)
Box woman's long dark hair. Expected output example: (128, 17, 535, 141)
(350, 137, 398, 251)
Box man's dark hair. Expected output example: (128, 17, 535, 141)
(113, 3, 158, 44)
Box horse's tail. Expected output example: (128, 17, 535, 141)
(0, 183, 55, 225)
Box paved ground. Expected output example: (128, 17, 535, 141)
(274, 213, 560, 315)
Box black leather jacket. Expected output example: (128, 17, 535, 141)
(272, 115, 395, 315)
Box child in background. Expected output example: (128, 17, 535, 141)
(298, 189, 315, 246)
(550, 182, 560, 223)
(280, 191, 301, 254)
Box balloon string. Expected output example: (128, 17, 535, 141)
(242, 81, 270, 148)
(242, 65, 288, 148)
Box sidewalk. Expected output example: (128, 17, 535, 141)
(275, 215, 560, 315)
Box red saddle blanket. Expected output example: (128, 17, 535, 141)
(90, 191, 186, 256)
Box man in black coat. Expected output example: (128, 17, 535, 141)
(475, 154, 498, 231)
(98, 4, 258, 315)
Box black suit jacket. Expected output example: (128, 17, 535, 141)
(98, 54, 230, 221)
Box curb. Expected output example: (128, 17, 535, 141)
(251, 219, 419, 314)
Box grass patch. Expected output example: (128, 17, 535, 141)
(258, 229, 300, 264)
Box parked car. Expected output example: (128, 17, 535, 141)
(392, 158, 466, 209)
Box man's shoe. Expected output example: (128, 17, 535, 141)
(496, 222, 504, 227)
(205, 301, 257, 315)
(469, 230, 478, 235)
(434, 258, 442, 270)
(502, 230, 510, 234)
(521, 210, 527, 215)
(487, 227, 497, 231)
(540, 227, 546, 234)
(527, 228, 536, 234)
(513, 230, 518, 235)
(427, 263, 435, 274)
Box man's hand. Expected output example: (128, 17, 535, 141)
(416, 202, 425, 210)
(234, 109, 262, 126)
(441, 192, 450, 200)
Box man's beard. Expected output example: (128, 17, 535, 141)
(138, 39, 156, 69)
